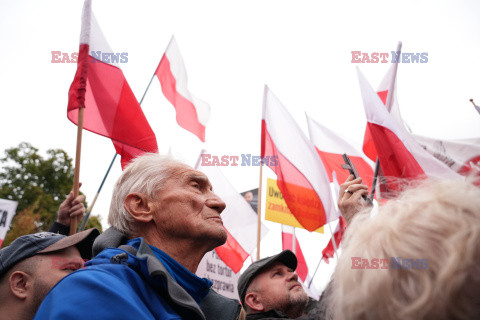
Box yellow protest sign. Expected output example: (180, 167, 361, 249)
(265, 178, 324, 233)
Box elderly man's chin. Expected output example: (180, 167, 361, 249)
(204, 227, 228, 250)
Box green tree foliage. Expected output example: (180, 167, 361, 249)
(0, 142, 103, 246)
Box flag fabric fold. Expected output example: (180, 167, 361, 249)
(261, 85, 337, 232)
(306, 115, 374, 187)
(155, 36, 210, 142)
(281, 226, 308, 282)
(357, 68, 460, 193)
(198, 162, 268, 273)
(67, 0, 158, 169)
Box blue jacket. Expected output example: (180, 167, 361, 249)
(34, 236, 240, 320)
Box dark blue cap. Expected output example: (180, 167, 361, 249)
(0, 228, 99, 277)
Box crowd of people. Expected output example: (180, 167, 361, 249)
(0, 152, 478, 319)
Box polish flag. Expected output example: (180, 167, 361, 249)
(281, 226, 308, 282)
(322, 216, 346, 264)
(362, 62, 405, 161)
(197, 163, 269, 273)
(261, 85, 337, 232)
(306, 115, 374, 187)
(67, 0, 158, 169)
(155, 36, 210, 142)
(357, 68, 461, 193)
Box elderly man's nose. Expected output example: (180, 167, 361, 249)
(205, 194, 226, 213)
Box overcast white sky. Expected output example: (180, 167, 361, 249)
(1, 0, 479, 291)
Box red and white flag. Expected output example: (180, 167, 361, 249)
(362, 62, 404, 161)
(306, 115, 374, 187)
(197, 162, 269, 273)
(281, 226, 308, 282)
(155, 36, 210, 142)
(321, 216, 346, 264)
(0, 199, 18, 248)
(67, 0, 158, 169)
(261, 85, 337, 232)
(357, 68, 460, 192)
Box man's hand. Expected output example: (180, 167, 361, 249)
(338, 175, 370, 225)
(57, 188, 86, 226)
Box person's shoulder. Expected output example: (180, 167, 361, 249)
(33, 266, 153, 320)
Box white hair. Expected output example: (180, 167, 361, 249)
(108, 153, 187, 236)
(332, 179, 480, 320)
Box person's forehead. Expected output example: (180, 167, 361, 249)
(167, 164, 211, 184)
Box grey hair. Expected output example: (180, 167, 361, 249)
(332, 178, 480, 320)
(108, 153, 187, 237)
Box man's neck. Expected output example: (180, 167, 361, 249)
(140, 233, 209, 273)
(0, 303, 31, 320)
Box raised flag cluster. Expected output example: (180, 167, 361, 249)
(357, 68, 460, 194)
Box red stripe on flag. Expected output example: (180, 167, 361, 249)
(368, 122, 425, 194)
(315, 148, 374, 187)
(215, 228, 249, 273)
(155, 55, 206, 142)
(363, 90, 389, 161)
(281, 232, 308, 282)
(262, 120, 327, 231)
(322, 217, 346, 264)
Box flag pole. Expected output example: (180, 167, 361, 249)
(470, 99, 480, 115)
(327, 222, 339, 259)
(292, 227, 297, 255)
(256, 164, 264, 260)
(370, 41, 402, 201)
(308, 258, 322, 288)
(70, 107, 85, 235)
(78, 153, 118, 231)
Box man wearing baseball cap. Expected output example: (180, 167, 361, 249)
(0, 228, 99, 320)
(238, 250, 324, 320)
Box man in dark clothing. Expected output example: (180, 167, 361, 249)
(238, 250, 324, 320)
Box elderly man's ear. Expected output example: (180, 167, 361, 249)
(245, 292, 264, 312)
(9, 271, 33, 300)
(124, 193, 154, 223)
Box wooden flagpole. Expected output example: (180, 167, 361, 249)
(256, 164, 263, 261)
(70, 107, 85, 235)
(370, 41, 402, 201)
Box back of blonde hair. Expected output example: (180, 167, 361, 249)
(333, 179, 480, 320)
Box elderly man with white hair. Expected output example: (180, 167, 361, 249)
(34, 153, 241, 320)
